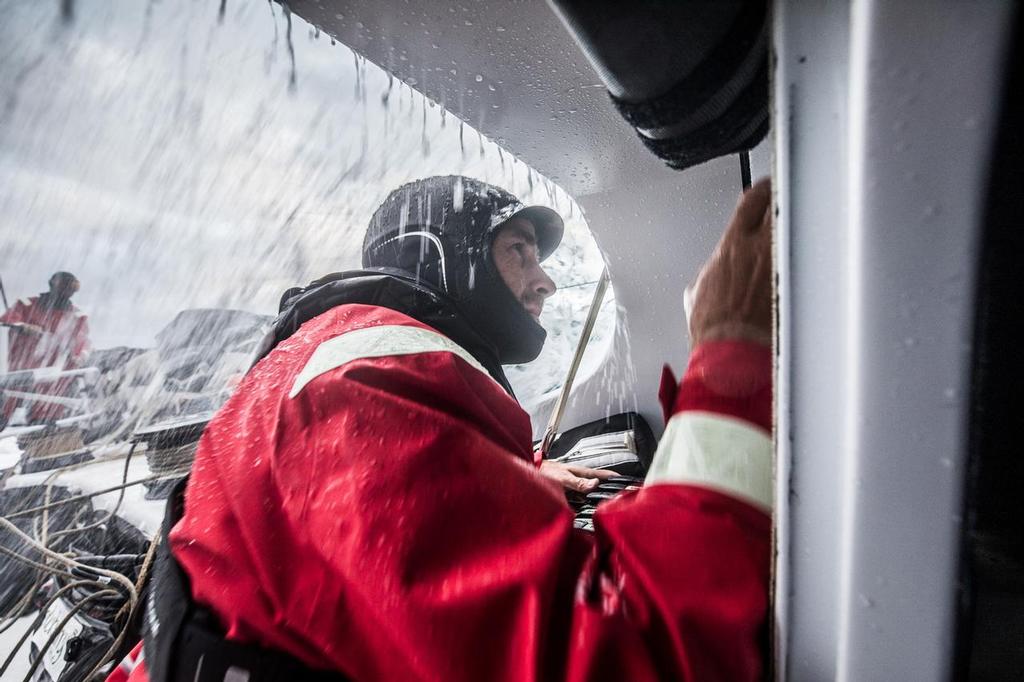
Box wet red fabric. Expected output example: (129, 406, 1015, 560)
(121, 304, 770, 682)
(671, 341, 772, 432)
(110, 642, 144, 681)
(0, 296, 90, 422)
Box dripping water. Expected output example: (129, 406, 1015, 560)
(282, 2, 297, 91)
(352, 52, 362, 100)
(420, 97, 430, 157)
(264, 0, 278, 73)
(381, 73, 394, 136)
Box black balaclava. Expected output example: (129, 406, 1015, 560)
(42, 271, 79, 310)
(362, 176, 563, 364)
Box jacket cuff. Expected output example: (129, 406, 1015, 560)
(673, 340, 772, 432)
(646, 340, 773, 511)
(645, 412, 772, 511)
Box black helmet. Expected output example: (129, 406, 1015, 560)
(362, 175, 564, 364)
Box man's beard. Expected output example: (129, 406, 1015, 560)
(456, 270, 547, 365)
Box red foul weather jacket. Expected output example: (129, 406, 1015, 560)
(0, 295, 90, 370)
(113, 303, 772, 682)
(1, 295, 90, 422)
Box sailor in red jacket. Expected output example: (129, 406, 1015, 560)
(0, 271, 91, 424)
(116, 176, 772, 682)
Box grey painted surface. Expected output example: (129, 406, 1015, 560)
(773, 3, 851, 679)
(777, 1, 1012, 679)
(288, 0, 685, 199)
(837, 3, 1010, 679)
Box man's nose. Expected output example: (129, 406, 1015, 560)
(531, 263, 557, 299)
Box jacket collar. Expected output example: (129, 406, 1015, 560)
(255, 269, 515, 397)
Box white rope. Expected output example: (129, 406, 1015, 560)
(0, 516, 137, 603)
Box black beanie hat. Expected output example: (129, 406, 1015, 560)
(362, 175, 564, 364)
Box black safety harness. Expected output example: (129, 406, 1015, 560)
(143, 480, 350, 682)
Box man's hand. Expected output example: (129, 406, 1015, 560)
(539, 460, 615, 494)
(688, 177, 772, 347)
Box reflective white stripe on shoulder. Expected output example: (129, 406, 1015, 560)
(289, 324, 493, 398)
(645, 411, 772, 511)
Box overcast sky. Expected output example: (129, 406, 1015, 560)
(0, 0, 610, 405)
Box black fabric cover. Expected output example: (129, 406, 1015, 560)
(551, 0, 769, 171)
(261, 268, 516, 396)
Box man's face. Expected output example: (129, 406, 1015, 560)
(491, 218, 557, 321)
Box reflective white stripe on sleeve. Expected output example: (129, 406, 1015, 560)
(117, 648, 142, 674)
(289, 324, 494, 398)
(645, 411, 773, 510)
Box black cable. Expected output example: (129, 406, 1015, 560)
(99, 442, 137, 549)
(0, 536, 143, 679)
(0, 579, 109, 677)
(0, 544, 77, 581)
(19, 589, 119, 682)
(740, 151, 752, 189)
(0, 574, 45, 634)
(85, 535, 160, 682)
(0, 485, 78, 632)
(0, 519, 138, 597)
